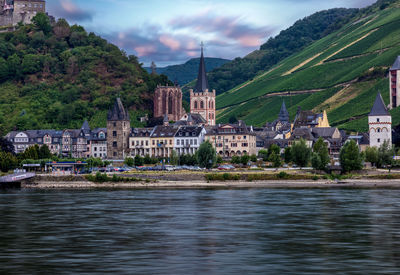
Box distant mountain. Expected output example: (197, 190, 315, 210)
(145, 58, 230, 86)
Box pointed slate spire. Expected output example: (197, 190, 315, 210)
(194, 42, 209, 93)
(107, 98, 130, 121)
(187, 113, 193, 125)
(390, 56, 400, 71)
(369, 92, 389, 116)
(163, 113, 169, 126)
(278, 101, 289, 122)
(81, 120, 90, 131)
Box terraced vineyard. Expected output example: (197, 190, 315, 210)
(216, 1, 400, 132)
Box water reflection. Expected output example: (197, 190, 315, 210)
(1, 188, 400, 274)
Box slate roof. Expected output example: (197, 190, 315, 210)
(390, 56, 400, 71)
(369, 93, 389, 116)
(151, 125, 179, 138)
(175, 126, 204, 137)
(131, 128, 153, 137)
(107, 98, 130, 121)
(194, 46, 209, 93)
(6, 130, 63, 144)
(289, 128, 314, 141)
(311, 127, 338, 139)
(278, 101, 290, 123)
(205, 121, 254, 136)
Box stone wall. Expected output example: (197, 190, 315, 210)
(107, 120, 131, 159)
(154, 86, 184, 121)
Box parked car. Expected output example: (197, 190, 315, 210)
(218, 164, 235, 170)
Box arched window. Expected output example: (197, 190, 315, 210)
(209, 100, 213, 109)
(168, 94, 173, 114)
(194, 101, 198, 109)
(377, 128, 381, 133)
(200, 101, 204, 109)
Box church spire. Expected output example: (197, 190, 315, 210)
(278, 101, 289, 122)
(194, 42, 209, 93)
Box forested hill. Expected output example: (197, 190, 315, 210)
(145, 57, 230, 86)
(184, 7, 359, 95)
(0, 13, 170, 135)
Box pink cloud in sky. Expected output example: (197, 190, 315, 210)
(159, 35, 181, 51)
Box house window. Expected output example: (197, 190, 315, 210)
(113, 131, 117, 137)
(194, 140, 197, 145)
(377, 139, 381, 143)
(113, 152, 117, 157)
(113, 142, 117, 148)
(377, 128, 381, 133)
(146, 141, 148, 146)
(113, 122, 116, 127)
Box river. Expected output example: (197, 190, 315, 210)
(1, 188, 400, 274)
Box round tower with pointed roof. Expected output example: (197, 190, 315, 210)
(369, 92, 392, 148)
(107, 98, 131, 159)
(190, 43, 216, 126)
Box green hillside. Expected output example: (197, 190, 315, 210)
(216, 0, 400, 132)
(145, 57, 230, 86)
(0, 14, 169, 135)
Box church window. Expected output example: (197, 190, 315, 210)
(113, 142, 117, 148)
(194, 101, 198, 109)
(377, 128, 381, 133)
(377, 118, 380, 122)
(200, 101, 204, 109)
(113, 131, 117, 137)
(168, 95, 173, 114)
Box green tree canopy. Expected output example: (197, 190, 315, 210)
(339, 140, 363, 173)
(291, 139, 312, 167)
(196, 141, 216, 169)
(365, 146, 378, 167)
(32, 12, 52, 34)
(312, 137, 330, 170)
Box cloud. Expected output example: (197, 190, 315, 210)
(48, 0, 94, 22)
(103, 11, 274, 66)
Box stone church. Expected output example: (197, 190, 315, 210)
(153, 45, 216, 126)
(153, 85, 184, 122)
(189, 46, 216, 126)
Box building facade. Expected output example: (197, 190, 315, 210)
(153, 85, 184, 121)
(174, 125, 206, 155)
(150, 125, 179, 158)
(189, 46, 216, 126)
(129, 128, 152, 157)
(90, 128, 107, 159)
(389, 56, 400, 109)
(205, 121, 257, 157)
(369, 93, 392, 148)
(107, 98, 131, 160)
(0, 0, 45, 26)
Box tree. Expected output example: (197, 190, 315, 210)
(311, 153, 322, 171)
(250, 154, 257, 162)
(0, 151, 18, 172)
(241, 154, 250, 166)
(32, 12, 52, 34)
(217, 155, 223, 164)
(312, 137, 330, 170)
(365, 146, 378, 167)
(377, 140, 394, 169)
(339, 140, 363, 173)
(196, 141, 216, 169)
(21, 145, 39, 160)
(0, 137, 14, 154)
(291, 139, 311, 167)
(134, 155, 144, 166)
(170, 150, 179, 165)
(284, 147, 292, 164)
(268, 144, 280, 157)
(124, 157, 134, 167)
(38, 144, 52, 159)
(258, 149, 268, 161)
(268, 151, 282, 168)
(231, 155, 241, 164)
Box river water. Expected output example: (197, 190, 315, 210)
(1, 188, 400, 274)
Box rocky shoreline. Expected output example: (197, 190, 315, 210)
(22, 179, 400, 189)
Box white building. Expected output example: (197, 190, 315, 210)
(174, 125, 206, 155)
(369, 93, 392, 148)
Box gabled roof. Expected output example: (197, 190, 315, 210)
(175, 126, 204, 137)
(194, 45, 209, 93)
(369, 92, 389, 116)
(81, 120, 90, 131)
(107, 98, 130, 121)
(312, 127, 339, 139)
(151, 125, 179, 138)
(390, 56, 400, 71)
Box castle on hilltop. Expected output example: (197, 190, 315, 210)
(0, 0, 45, 27)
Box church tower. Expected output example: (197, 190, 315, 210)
(190, 44, 216, 126)
(107, 98, 131, 159)
(389, 56, 400, 109)
(369, 93, 392, 148)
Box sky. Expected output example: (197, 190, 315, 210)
(46, 0, 377, 67)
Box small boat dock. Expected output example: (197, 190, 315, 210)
(0, 171, 36, 188)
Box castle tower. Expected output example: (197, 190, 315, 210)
(389, 56, 400, 109)
(153, 85, 184, 121)
(369, 92, 392, 148)
(190, 44, 216, 126)
(107, 98, 131, 159)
